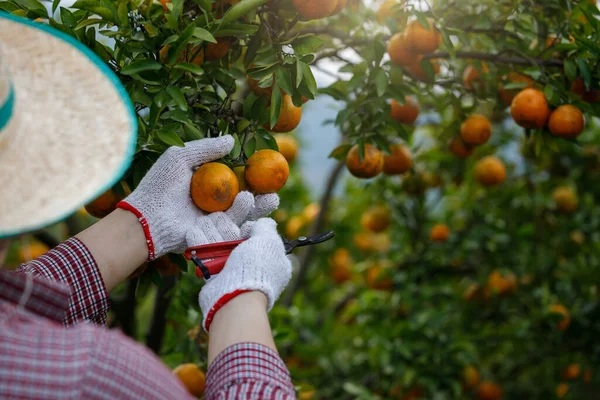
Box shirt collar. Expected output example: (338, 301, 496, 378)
(0, 269, 71, 323)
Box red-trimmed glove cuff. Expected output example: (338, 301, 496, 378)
(204, 289, 251, 331)
(117, 201, 157, 261)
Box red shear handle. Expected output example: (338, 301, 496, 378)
(194, 257, 229, 278)
(183, 239, 245, 260)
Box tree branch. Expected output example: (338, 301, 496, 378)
(146, 276, 176, 354)
(282, 160, 346, 307)
(422, 51, 564, 67)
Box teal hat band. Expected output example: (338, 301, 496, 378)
(0, 84, 14, 132)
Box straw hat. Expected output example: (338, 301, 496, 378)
(0, 14, 137, 238)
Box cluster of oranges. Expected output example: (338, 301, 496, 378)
(460, 364, 504, 400)
(292, 0, 347, 20)
(191, 149, 289, 213)
(556, 363, 594, 398)
(345, 143, 413, 179)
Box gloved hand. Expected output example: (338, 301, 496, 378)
(117, 136, 279, 260)
(199, 218, 292, 331)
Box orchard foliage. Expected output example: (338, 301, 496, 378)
(4, 0, 600, 398)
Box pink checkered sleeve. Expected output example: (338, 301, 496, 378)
(16, 237, 109, 326)
(205, 343, 296, 400)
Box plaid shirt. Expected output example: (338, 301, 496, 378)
(0, 238, 296, 399)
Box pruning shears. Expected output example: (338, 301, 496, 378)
(184, 231, 336, 279)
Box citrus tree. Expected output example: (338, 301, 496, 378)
(5, 0, 600, 398)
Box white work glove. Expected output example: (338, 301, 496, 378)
(199, 218, 292, 331)
(117, 136, 279, 260)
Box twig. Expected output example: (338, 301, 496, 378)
(282, 160, 346, 306)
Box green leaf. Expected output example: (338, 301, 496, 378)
(244, 136, 257, 157)
(231, 134, 242, 159)
(121, 59, 163, 75)
(71, 0, 115, 22)
(74, 18, 106, 30)
(156, 128, 185, 147)
(173, 62, 204, 76)
(168, 22, 196, 65)
(564, 59, 577, 82)
(237, 119, 252, 133)
(543, 84, 561, 106)
(269, 87, 282, 129)
(375, 69, 388, 97)
(13, 0, 45, 12)
(300, 63, 317, 96)
(167, 253, 188, 273)
(243, 92, 258, 119)
(295, 58, 304, 88)
(193, 27, 217, 43)
(256, 128, 278, 150)
(59, 7, 76, 27)
(329, 144, 352, 160)
(166, 86, 188, 111)
(221, 0, 269, 25)
(275, 67, 293, 95)
(215, 24, 259, 37)
(149, 267, 164, 287)
(292, 35, 325, 55)
(52, 0, 61, 14)
(576, 59, 592, 90)
(135, 269, 153, 300)
(117, 1, 128, 27)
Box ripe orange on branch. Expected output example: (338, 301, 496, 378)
(498, 73, 534, 106)
(552, 186, 578, 214)
(346, 144, 384, 178)
(360, 205, 391, 233)
(365, 262, 393, 290)
(376, 0, 406, 24)
(571, 78, 600, 102)
(387, 33, 416, 66)
(556, 383, 569, 398)
(510, 88, 550, 129)
(548, 105, 585, 139)
(293, 0, 338, 19)
(405, 18, 442, 54)
(485, 270, 517, 297)
(390, 97, 420, 124)
(173, 363, 206, 397)
(430, 224, 450, 242)
(383, 144, 412, 175)
(85, 187, 125, 219)
(474, 156, 506, 187)
(549, 304, 571, 331)
(561, 363, 581, 380)
(477, 381, 503, 400)
(17, 241, 50, 263)
(205, 38, 231, 61)
(463, 366, 481, 390)
(245, 149, 290, 194)
(463, 63, 489, 92)
(405, 58, 440, 82)
(152, 255, 181, 276)
(460, 115, 492, 145)
(329, 248, 353, 284)
(274, 134, 298, 163)
(268, 94, 302, 133)
(449, 137, 475, 158)
(191, 162, 239, 212)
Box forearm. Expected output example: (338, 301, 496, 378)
(76, 208, 148, 292)
(208, 291, 277, 364)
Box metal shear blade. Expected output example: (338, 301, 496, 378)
(283, 230, 336, 254)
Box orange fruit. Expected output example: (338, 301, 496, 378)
(549, 304, 571, 331)
(510, 88, 550, 129)
(301, 203, 321, 224)
(274, 134, 299, 163)
(354, 232, 391, 253)
(463, 283, 482, 302)
(405, 18, 442, 54)
(390, 97, 420, 124)
(383, 144, 413, 175)
(486, 270, 517, 296)
(292, 0, 338, 19)
(268, 95, 302, 133)
(152, 255, 181, 276)
(571, 78, 600, 103)
(365, 262, 393, 290)
(430, 224, 450, 242)
(463, 63, 489, 92)
(405, 57, 440, 82)
(233, 166, 250, 191)
(247, 67, 274, 97)
(464, 366, 481, 390)
(346, 144, 384, 178)
(160, 0, 170, 12)
(330, 0, 347, 15)
(476, 381, 503, 400)
(376, 0, 405, 24)
(498, 73, 534, 106)
(159, 45, 204, 66)
(561, 364, 581, 380)
(329, 248, 353, 284)
(387, 33, 416, 66)
(286, 216, 305, 238)
(556, 383, 569, 398)
(552, 186, 578, 214)
(33, 17, 45, 22)
(85, 188, 123, 219)
(191, 162, 239, 212)
(205, 38, 231, 61)
(449, 136, 475, 158)
(474, 156, 506, 187)
(360, 205, 391, 233)
(460, 115, 492, 145)
(245, 149, 290, 194)
(173, 363, 206, 397)
(299, 390, 316, 400)
(548, 105, 585, 139)
(17, 241, 50, 263)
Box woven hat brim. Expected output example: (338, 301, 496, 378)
(0, 14, 137, 238)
